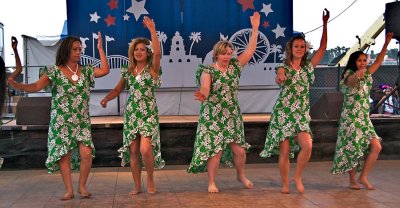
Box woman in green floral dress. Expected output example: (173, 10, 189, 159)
(331, 32, 393, 190)
(187, 12, 259, 193)
(101, 16, 164, 195)
(8, 33, 110, 200)
(1, 37, 22, 167)
(1, 36, 22, 127)
(260, 9, 329, 194)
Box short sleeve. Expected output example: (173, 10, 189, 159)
(85, 65, 95, 88)
(45, 65, 57, 82)
(121, 64, 129, 80)
(230, 58, 243, 77)
(341, 70, 355, 88)
(305, 61, 315, 84)
(195, 64, 212, 87)
(275, 64, 289, 74)
(153, 67, 162, 88)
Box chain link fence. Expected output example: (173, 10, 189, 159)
(310, 65, 400, 107)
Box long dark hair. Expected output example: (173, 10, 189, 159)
(56, 36, 81, 67)
(0, 57, 6, 116)
(283, 35, 309, 67)
(341, 51, 366, 79)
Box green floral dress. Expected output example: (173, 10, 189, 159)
(331, 70, 380, 174)
(45, 65, 95, 173)
(260, 62, 315, 159)
(118, 65, 165, 169)
(187, 59, 250, 173)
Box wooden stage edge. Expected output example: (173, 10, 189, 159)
(2, 113, 400, 127)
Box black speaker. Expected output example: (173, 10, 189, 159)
(16, 97, 51, 125)
(385, 1, 400, 40)
(310, 92, 344, 120)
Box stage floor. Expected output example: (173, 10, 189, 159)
(0, 160, 399, 208)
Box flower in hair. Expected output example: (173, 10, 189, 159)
(306, 41, 313, 52)
(146, 41, 153, 53)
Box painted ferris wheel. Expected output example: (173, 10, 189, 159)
(229, 29, 270, 66)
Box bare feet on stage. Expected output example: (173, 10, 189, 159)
(208, 182, 219, 193)
(280, 184, 290, 194)
(129, 189, 142, 195)
(237, 176, 254, 189)
(358, 178, 376, 190)
(349, 182, 361, 190)
(129, 186, 142, 195)
(60, 193, 74, 200)
(147, 177, 156, 194)
(77, 188, 92, 198)
(294, 177, 304, 194)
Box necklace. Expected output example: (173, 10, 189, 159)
(215, 62, 227, 74)
(67, 64, 79, 81)
(135, 65, 146, 81)
(290, 62, 301, 72)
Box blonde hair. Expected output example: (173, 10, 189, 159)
(212, 41, 235, 62)
(128, 38, 153, 72)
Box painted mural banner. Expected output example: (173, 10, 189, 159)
(67, 0, 293, 88)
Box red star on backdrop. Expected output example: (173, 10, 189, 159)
(105, 14, 116, 27)
(237, 0, 254, 12)
(262, 21, 270, 28)
(108, 0, 118, 10)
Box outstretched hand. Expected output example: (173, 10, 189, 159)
(323, 8, 330, 24)
(276, 73, 287, 85)
(143, 16, 156, 32)
(100, 98, 108, 108)
(7, 77, 17, 88)
(11, 36, 18, 50)
(355, 68, 367, 80)
(250, 12, 260, 29)
(194, 90, 206, 102)
(97, 31, 103, 50)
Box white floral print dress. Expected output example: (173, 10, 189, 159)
(188, 59, 250, 173)
(260, 62, 315, 159)
(45, 65, 95, 173)
(118, 65, 165, 169)
(331, 70, 380, 174)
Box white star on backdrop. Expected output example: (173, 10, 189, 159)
(126, 0, 149, 21)
(123, 14, 130, 21)
(89, 12, 101, 23)
(260, 3, 273, 17)
(272, 24, 286, 39)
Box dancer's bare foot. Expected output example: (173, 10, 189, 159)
(147, 177, 156, 194)
(208, 182, 219, 193)
(358, 178, 375, 190)
(129, 184, 142, 195)
(60, 193, 74, 200)
(294, 177, 304, 194)
(281, 184, 290, 194)
(129, 189, 142, 195)
(349, 182, 361, 190)
(77, 189, 91, 198)
(237, 176, 254, 189)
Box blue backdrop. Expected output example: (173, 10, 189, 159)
(67, 0, 293, 87)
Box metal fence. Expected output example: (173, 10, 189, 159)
(2, 65, 400, 118)
(310, 65, 400, 107)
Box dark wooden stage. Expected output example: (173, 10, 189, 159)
(1, 114, 400, 169)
